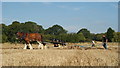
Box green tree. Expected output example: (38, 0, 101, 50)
(2, 34, 8, 43)
(90, 33, 96, 40)
(45, 24, 67, 35)
(2, 24, 7, 34)
(65, 33, 83, 43)
(6, 21, 21, 42)
(106, 27, 115, 42)
(77, 32, 86, 42)
(37, 25, 45, 34)
(1, 21, 45, 43)
(43, 34, 55, 42)
(56, 34, 68, 42)
(0, 24, 2, 43)
(113, 32, 120, 42)
(117, 32, 120, 42)
(94, 33, 104, 41)
(21, 21, 44, 33)
(77, 28, 91, 41)
(1, 24, 9, 43)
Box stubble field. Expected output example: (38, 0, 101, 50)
(1, 42, 119, 66)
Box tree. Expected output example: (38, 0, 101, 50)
(3, 21, 45, 43)
(106, 27, 115, 42)
(37, 25, 45, 34)
(0, 24, 2, 43)
(77, 28, 91, 41)
(43, 34, 55, 42)
(54, 34, 67, 42)
(116, 32, 120, 42)
(2, 34, 8, 43)
(21, 21, 44, 33)
(94, 33, 104, 41)
(6, 21, 21, 42)
(1, 24, 8, 43)
(64, 33, 85, 43)
(66, 33, 77, 43)
(90, 33, 96, 40)
(113, 32, 120, 42)
(77, 32, 86, 42)
(45, 24, 67, 35)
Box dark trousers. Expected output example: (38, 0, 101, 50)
(92, 44, 95, 47)
(103, 43, 107, 49)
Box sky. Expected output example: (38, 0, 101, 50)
(2, 2, 118, 33)
(1, 0, 120, 2)
(118, 2, 120, 32)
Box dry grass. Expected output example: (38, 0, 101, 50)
(1, 42, 119, 66)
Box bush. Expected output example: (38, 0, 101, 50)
(2, 34, 8, 43)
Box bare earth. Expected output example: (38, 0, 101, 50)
(1, 42, 119, 66)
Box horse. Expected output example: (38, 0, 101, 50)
(16, 32, 46, 49)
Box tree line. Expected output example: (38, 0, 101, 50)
(1, 21, 120, 43)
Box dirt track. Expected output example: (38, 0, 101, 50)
(1, 43, 119, 66)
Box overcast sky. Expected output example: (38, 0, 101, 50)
(2, 2, 118, 33)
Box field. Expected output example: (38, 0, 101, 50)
(0, 42, 119, 66)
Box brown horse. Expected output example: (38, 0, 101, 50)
(16, 32, 46, 49)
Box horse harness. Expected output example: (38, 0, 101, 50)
(21, 33, 27, 40)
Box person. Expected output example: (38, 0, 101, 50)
(102, 35, 108, 49)
(92, 40, 95, 47)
